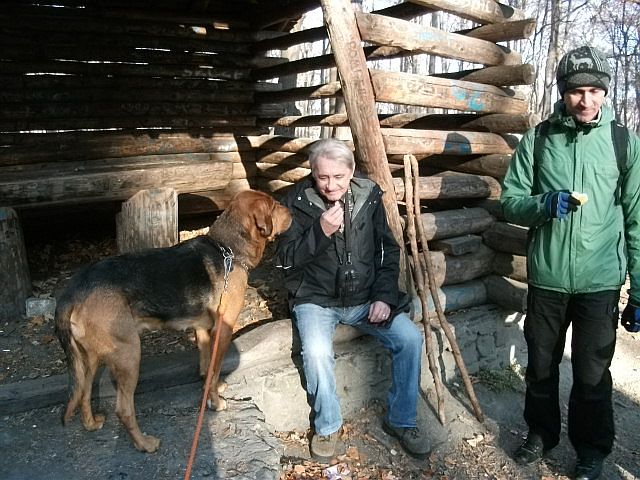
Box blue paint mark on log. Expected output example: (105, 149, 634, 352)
(451, 87, 486, 112)
(443, 141, 472, 155)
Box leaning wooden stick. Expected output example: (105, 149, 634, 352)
(403, 155, 446, 424)
(409, 155, 484, 423)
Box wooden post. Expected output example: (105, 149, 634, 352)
(116, 188, 178, 254)
(319, 0, 407, 281)
(0, 208, 31, 319)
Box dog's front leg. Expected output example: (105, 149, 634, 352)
(194, 327, 211, 378)
(206, 319, 234, 411)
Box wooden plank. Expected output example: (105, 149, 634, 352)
(408, 0, 525, 25)
(370, 70, 527, 115)
(431, 235, 484, 256)
(357, 12, 521, 66)
(381, 128, 514, 156)
(320, 0, 405, 253)
(483, 222, 528, 255)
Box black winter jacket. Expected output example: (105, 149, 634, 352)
(275, 174, 403, 310)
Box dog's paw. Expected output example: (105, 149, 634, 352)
(83, 414, 105, 431)
(217, 381, 228, 394)
(136, 434, 160, 453)
(206, 397, 227, 411)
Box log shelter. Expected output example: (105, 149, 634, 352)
(0, 0, 531, 322)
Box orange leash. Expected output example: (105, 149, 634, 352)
(184, 303, 225, 480)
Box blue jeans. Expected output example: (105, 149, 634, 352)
(293, 302, 423, 436)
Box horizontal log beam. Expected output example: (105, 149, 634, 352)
(370, 70, 527, 114)
(1, 153, 256, 208)
(433, 64, 535, 86)
(0, 74, 279, 93)
(457, 19, 536, 43)
(417, 207, 496, 241)
(0, 116, 259, 132)
(482, 222, 528, 255)
(252, 1, 431, 52)
(382, 128, 514, 156)
(408, 0, 526, 25)
(357, 12, 521, 66)
(423, 154, 512, 178)
(0, 133, 258, 166)
(0, 61, 251, 82)
(417, 244, 496, 287)
(482, 275, 527, 313)
(493, 252, 527, 283)
(392, 173, 502, 201)
(258, 112, 537, 134)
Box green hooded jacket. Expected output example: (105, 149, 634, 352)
(501, 102, 640, 303)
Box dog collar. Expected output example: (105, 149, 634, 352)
(216, 244, 250, 291)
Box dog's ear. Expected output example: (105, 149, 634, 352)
(239, 190, 273, 238)
(253, 199, 274, 238)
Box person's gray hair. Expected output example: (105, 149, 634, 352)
(307, 138, 355, 171)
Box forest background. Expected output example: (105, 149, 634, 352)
(283, 0, 639, 139)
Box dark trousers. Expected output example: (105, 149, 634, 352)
(524, 286, 619, 459)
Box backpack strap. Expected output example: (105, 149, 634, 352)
(533, 119, 550, 162)
(612, 121, 629, 175)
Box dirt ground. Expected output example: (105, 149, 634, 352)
(1, 223, 639, 479)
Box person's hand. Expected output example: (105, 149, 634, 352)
(319, 202, 344, 237)
(368, 300, 391, 325)
(544, 191, 580, 220)
(621, 303, 640, 333)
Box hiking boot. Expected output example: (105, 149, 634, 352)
(574, 456, 603, 480)
(310, 431, 339, 462)
(513, 433, 545, 465)
(382, 419, 431, 459)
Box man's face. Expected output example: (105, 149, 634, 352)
(563, 86, 606, 123)
(312, 156, 354, 203)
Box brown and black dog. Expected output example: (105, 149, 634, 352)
(55, 189, 291, 453)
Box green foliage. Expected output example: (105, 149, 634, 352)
(477, 364, 525, 393)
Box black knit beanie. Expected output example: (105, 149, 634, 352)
(556, 46, 611, 96)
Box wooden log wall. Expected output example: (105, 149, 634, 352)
(249, 0, 537, 313)
(0, 0, 535, 317)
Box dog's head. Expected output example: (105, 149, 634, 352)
(232, 189, 292, 241)
(209, 189, 291, 268)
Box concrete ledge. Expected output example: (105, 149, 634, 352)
(0, 304, 526, 425)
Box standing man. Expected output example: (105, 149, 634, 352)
(501, 45, 640, 480)
(275, 138, 430, 462)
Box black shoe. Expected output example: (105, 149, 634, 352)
(513, 433, 545, 465)
(574, 456, 603, 480)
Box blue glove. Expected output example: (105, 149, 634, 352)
(544, 191, 579, 220)
(621, 303, 640, 332)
